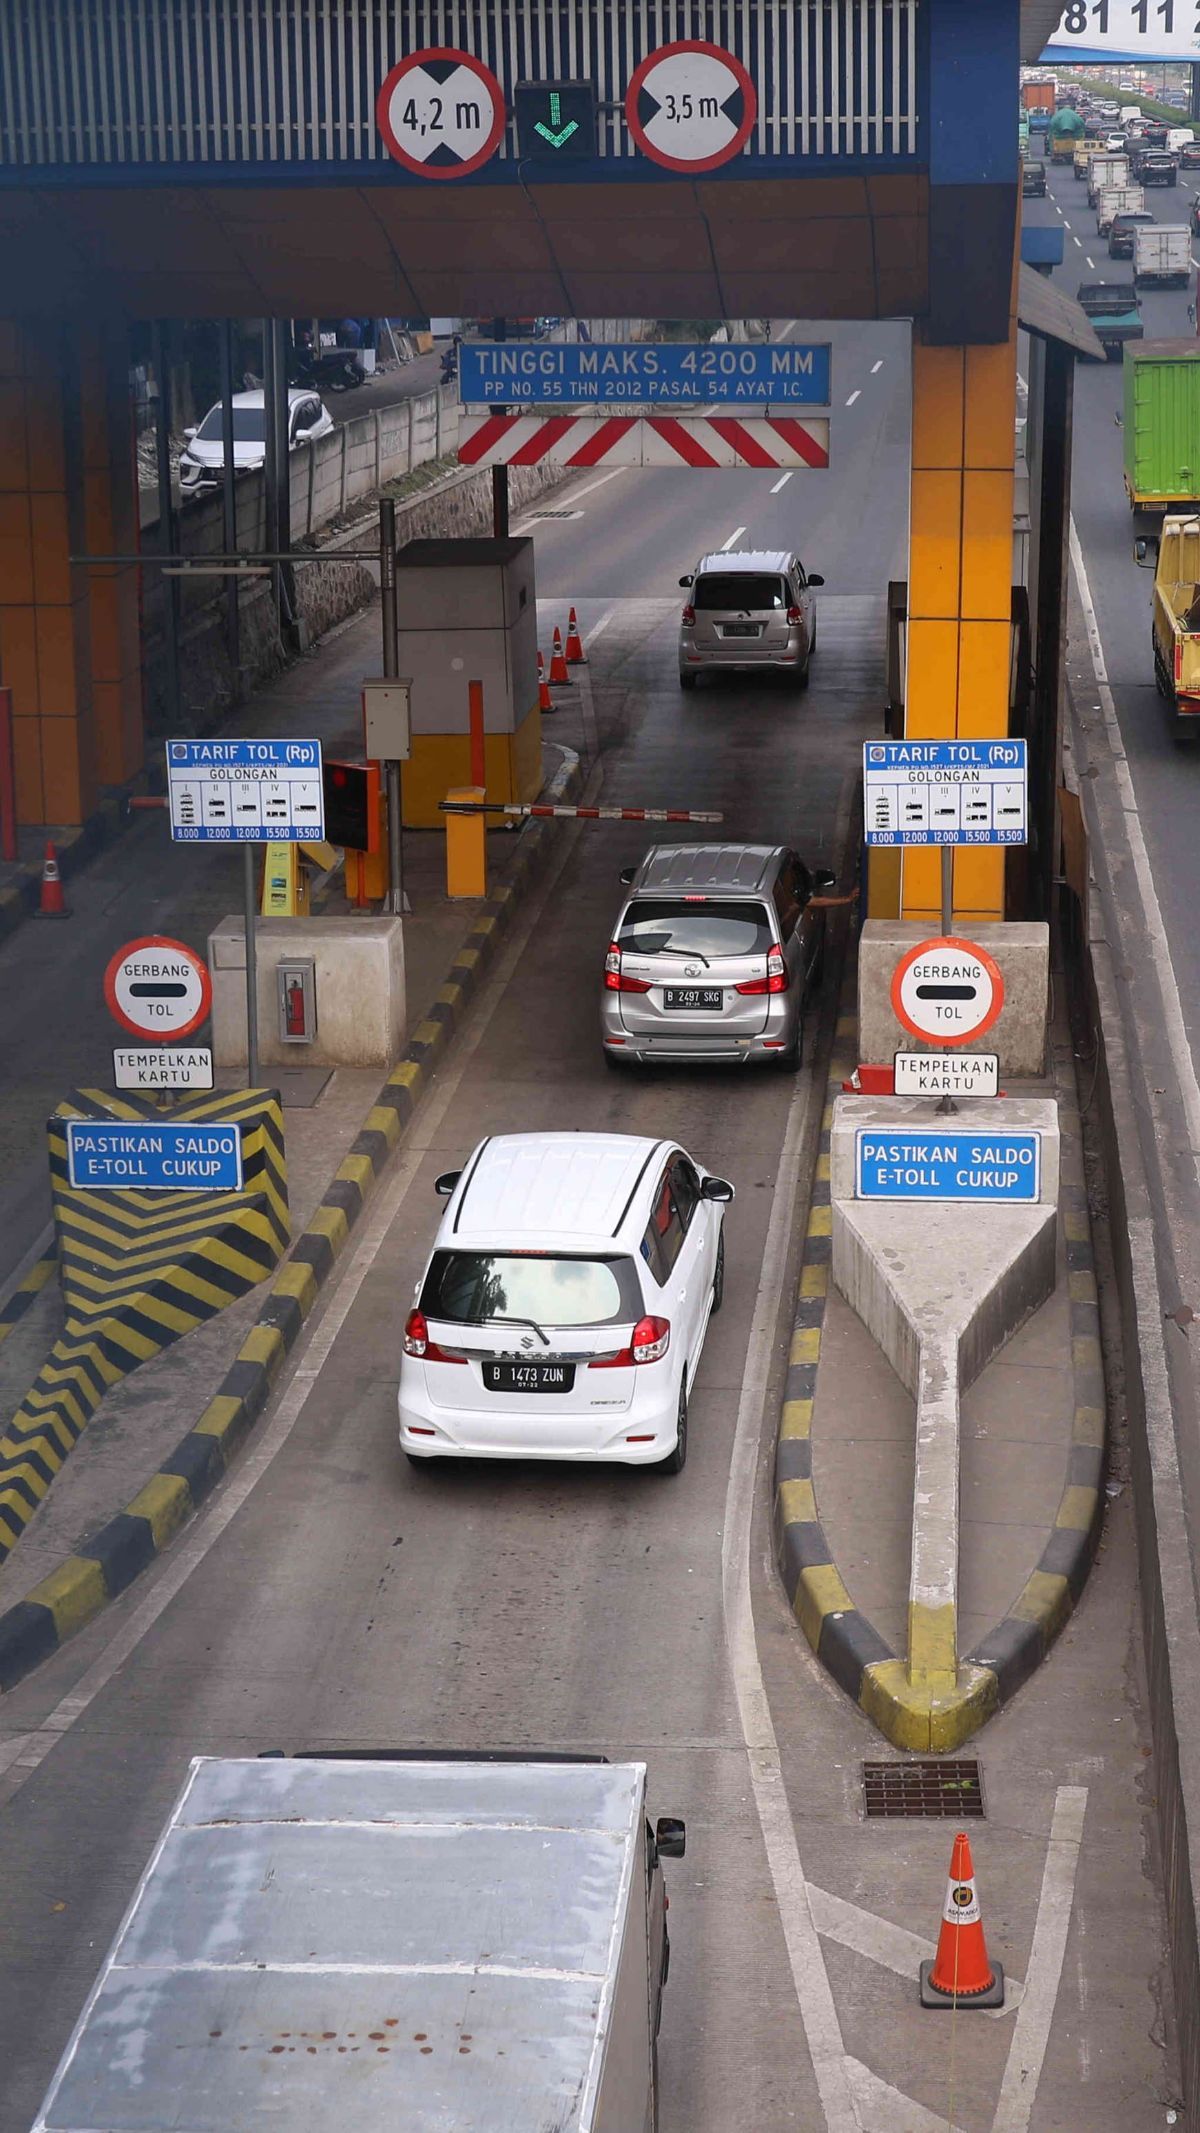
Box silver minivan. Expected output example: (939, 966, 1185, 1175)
(601, 843, 835, 1069)
(677, 549, 823, 689)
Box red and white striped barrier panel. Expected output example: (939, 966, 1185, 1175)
(440, 801, 724, 823)
(457, 413, 830, 470)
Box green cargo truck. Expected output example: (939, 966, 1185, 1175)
(1123, 340, 1200, 510)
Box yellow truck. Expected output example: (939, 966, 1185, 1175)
(1073, 139, 1094, 180)
(1137, 515, 1200, 733)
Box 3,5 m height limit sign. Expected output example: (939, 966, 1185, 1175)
(1044, 1, 1200, 61)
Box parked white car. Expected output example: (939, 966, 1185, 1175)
(399, 1132, 733, 1473)
(178, 388, 333, 493)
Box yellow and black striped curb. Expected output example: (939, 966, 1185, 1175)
(0, 1249, 57, 1350)
(0, 752, 583, 1693)
(772, 968, 1106, 1753)
(0, 1088, 289, 1566)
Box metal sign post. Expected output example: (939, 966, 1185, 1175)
(377, 498, 409, 917)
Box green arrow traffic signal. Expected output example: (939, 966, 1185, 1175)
(534, 91, 579, 149)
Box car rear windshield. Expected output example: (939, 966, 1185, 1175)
(195, 408, 265, 442)
(420, 1250, 644, 1329)
(692, 573, 788, 611)
(618, 898, 774, 958)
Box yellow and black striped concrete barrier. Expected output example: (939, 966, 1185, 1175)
(0, 749, 584, 1692)
(0, 1087, 287, 1563)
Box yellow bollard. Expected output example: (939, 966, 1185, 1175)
(446, 786, 487, 898)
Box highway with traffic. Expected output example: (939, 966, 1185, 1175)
(1023, 150, 1200, 1051)
(0, 318, 1177, 2131)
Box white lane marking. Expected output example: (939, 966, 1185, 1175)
(1073, 235, 1083, 246)
(806, 1884, 1023, 2018)
(871, 360, 884, 374)
(720, 1054, 858, 2133)
(1192, 254, 1200, 269)
(1054, 203, 1064, 214)
(992, 1787, 1088, 2133)
(0, 789, 600, 1794)
(845, 389, 861, 406)
(720, 524, 747, 550)
(1069, 520, 1200, 1159)
(770, 471, 793, 495)
(584, 608, 614, 648)
(1086, 255, 1096, 267)
(847, 2060, 966, 2133)
(1063, 217, 1072, 227)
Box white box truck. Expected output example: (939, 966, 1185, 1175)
(29, 1753, 687, 2133)
(1087, 153, 1130, 203)
(1134, 224, 1193, 287)
(1096, 183, 1145, 234)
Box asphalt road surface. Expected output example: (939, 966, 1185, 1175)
(0, 318, 1177, 2132)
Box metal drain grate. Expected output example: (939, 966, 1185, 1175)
(527, 509, 583, 521)
(862, 1760, 985, 1819)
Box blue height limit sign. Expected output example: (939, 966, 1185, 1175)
(66, 1120, 243, 1192)
(863, 740, 1027, 847)
(459, 341, 832, 406)
(856, 1128, 1041, 1203)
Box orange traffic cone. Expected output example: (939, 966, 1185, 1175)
(548, 626, 570, 685)
(34, 840, 70, 919)
(538, 649, 554, 714)
(919, 1831, 1005, 2008)
(564, 605, 586, 663)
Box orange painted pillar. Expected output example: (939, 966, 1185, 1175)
(0, 319, 141, 829)
(899, 309, 1018, 927)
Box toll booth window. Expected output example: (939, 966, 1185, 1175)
(692, 574, 788, 611)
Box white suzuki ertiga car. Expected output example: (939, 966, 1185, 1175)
(399, 1133, 733, 1474)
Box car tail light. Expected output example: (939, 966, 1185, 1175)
(605, 941, 651, 993)
(786, 604, 803, 626)
(403, 1308, 465, 1364)
(735, 944, 789, 996)
(589, 1316, 671, 1369)
(682, 604, 696, 625)
(1176, 641, 1184, 685)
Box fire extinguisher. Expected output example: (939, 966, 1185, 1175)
(285, 975, 306, 1039)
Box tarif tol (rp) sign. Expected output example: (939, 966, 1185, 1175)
(856, 1129, 1041, 1203)
(458, 341, 832, 406)
(66, 1120, 243, 1192)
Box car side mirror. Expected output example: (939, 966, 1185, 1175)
(814, 867, 837, 891)
(678, 575, 693, 588)
(183, 425, 197, 440)
(655, 1815, 686, 1859)
(1134, 536, 1159, 567)
(294, 427, 314, 443)
(619, 866, 636, 886)
(434, 1171, 461, 1196)
(701, 1176, 734, 1204)
(806, 573, 825, 588)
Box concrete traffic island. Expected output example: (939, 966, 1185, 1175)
(774, 1027, 1105, 1754)
(831, 1096, 1058, 1743)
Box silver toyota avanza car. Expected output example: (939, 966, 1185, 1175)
(601, 843, 834, 1070)
(678, 549, 823, 688)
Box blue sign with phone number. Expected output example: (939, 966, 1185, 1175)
(459, 341, 832, 406)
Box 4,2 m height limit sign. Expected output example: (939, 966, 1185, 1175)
(376, 47, 506, 178)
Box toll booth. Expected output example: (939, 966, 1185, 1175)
(393, 538, 541, 829)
